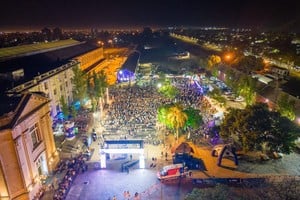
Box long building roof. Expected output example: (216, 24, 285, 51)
(0, 39, 81, 61)
(120, 51, 140, 72)
(0, 41, 99, 93)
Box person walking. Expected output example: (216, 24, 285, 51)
(126, 191, 131, 200)
(123, 191, 127, 200)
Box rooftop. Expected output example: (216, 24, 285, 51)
(0, 94, 22, 118)
(0, 41, 99, 94)
(0, 39, 81, 61)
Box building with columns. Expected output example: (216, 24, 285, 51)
(0, 92, 59, 200)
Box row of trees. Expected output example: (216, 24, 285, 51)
(204, 54, 296, 118)
(155, 70, 298, 154)
(60, 66, 108, 118)
(201, 55, 257, 106)
(158, 52, 300, 153)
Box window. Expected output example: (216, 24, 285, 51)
(44, 82, 48, 90)
(30, 124, 41, 149)
(54, 89, 57, 95)
(56, 104, 60, 112)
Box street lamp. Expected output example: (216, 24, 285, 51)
(224, 53, 233, 62)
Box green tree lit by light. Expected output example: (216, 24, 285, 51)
(184, 107, 203, 129)
(207, 55, 221, 70)
(166, 104, 188, 141)
(72, 65, 87, 105)
(277, 93, 296, 120)
(157, 103, 187, 142)
(60, 95, 69, 120)
(157, 80, 179, 99)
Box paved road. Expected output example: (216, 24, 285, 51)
(65, 156, 194, 200)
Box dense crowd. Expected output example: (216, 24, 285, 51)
(102, 77, 222, 143)
(53, 154, 88, 200)
(46, 76, 225, 200)
(104, 85, 171, 138)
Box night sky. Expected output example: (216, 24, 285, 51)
(1, 0, 299, 31)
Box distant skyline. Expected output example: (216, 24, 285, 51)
(1, 0, 299, 32)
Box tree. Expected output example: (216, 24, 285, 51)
(86, 70, 108, 111)
(157, 80, 179, 99)
(184, 107, 203, 139)
(237, 74, 256, 105)
(207, 55, 221, 70)
(87, 74, 97, 111)
(277, 93, 296, 120)
(157, 104, 172, 126)
(92, 70, 108, 110)
(165, 104, 188, 141)
(220, 103, 300, 153)
(59, 96, 69, 120)
(184, 107, 203, 129)
(70, 104, 77, 118)
(224, 68, 239, 94)
(232, 55, 264, 73)
(266, 112, 299, 153)
(72, 65, 87, 105)
(223, 68, 256, 105)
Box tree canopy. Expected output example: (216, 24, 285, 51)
(277, 93, 296, 120)
(157, 80, 179, 99)
(59, 95, 69, 120)
(220, 103, 299, 153)
(207, 55, 221, 70)
(237, 74, 256, 105)
(157, 103, 188, 141)
(72, 65, 87, 104)
(184, 107, 203, 130)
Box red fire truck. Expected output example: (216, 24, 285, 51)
(157, 163, 189, 180)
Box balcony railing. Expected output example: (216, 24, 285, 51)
(7, 60, 79, 94)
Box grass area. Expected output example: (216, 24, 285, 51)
(0, 39, 80, 59)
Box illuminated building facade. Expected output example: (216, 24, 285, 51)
(7, 60, 80, 119)
(0, 92, 59, 200)
(75, 47, 104, 72)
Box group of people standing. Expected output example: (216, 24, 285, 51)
(53, 154, 88, 200)
(105, 85, 171, 137)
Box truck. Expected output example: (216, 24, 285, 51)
(157, 163, 189, 181)
(173, 153, 203, 170)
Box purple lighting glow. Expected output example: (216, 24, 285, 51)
(117, 69, 135, 83)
